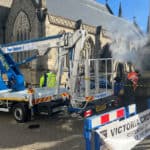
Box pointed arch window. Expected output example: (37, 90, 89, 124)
(13, 11, 31, 65)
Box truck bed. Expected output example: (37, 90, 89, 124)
(0, 87, 69, 102)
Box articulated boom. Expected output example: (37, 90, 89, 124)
(0, 29, 118, 122)
(0, 29, 87, 92)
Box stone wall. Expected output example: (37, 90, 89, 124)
(4, 0, 113, 86)
(5, 0, 41, 85)
(0, 0, 12, 44)
(5, 0, 40, 43)
(0, 28, 4, 44)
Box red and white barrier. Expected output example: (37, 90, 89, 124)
(90, 107, 125, 129)
(84, 104, 137, 150)
(96, 109, 150, 150)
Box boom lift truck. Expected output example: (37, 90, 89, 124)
(0, 29, 115, 122)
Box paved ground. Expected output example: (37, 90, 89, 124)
(0, 100, 149, 150)
(0, 112, 85, 150)
(133, 136, 150, 150)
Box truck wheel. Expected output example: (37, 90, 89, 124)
(12, 103, 29, 123)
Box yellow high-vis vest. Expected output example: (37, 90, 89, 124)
(39, 72, 56, 88)
(47, 72, 56, 88)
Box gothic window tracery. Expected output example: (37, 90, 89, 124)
(82, 37, 94, 60)
(78, 37, 94, 73)
(13, 11, 31, 65)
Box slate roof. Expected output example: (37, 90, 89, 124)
(46, 0, 142, 38)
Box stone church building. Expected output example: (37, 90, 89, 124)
(0, 0, 148, 86)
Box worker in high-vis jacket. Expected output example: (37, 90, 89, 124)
(40, 71, 47, 87)
(40, 70, 57, 88)
(47, 70, 57, 88)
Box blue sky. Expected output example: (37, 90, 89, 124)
(97, 0, 150, 32)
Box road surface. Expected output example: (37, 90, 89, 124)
(0, 109, 149, 150)
(0, 112, 85, 150)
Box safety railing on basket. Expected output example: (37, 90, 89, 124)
(71, 58, 114, 104)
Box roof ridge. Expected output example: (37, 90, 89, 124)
(46, 0, 142, 37)
(79, 0, 108, 12)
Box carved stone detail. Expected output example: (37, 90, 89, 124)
(48, 14, 96, 34)
(82, 37, 95, 59)
(13, 11, 30, 40)
(13, 11, 32, 64)
(48, 14, 75, 29)
(6, 0, 39, 43)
